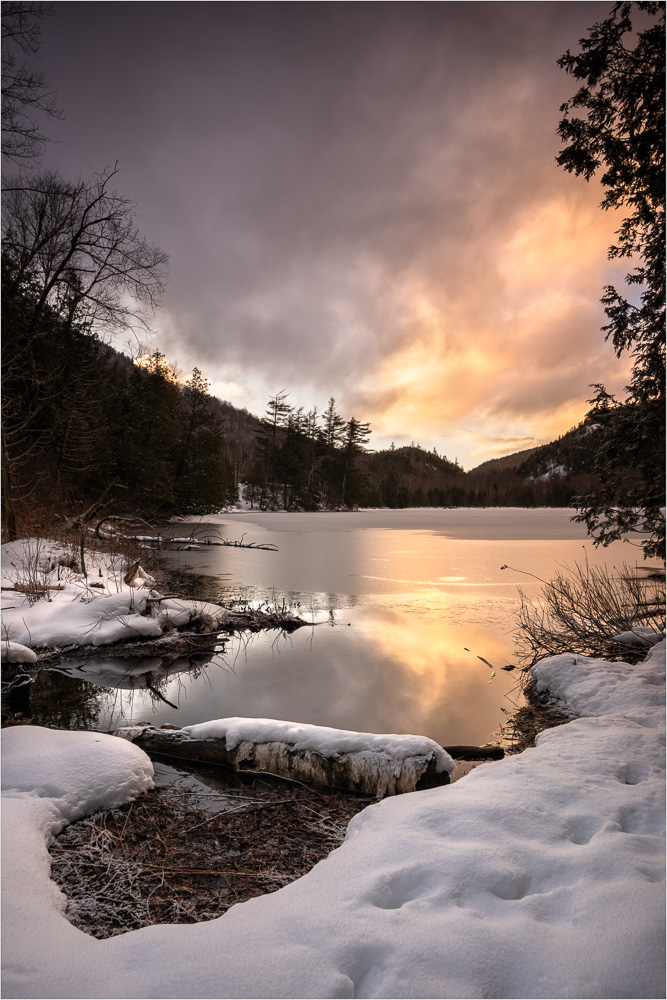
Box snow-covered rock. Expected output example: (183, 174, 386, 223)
(1, 643, 664, 998)
(1, 640, 37, 663)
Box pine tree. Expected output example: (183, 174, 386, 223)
(557, 1, 665, 558)
(340, 418, 371, 508)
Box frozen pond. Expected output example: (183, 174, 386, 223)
(44, 508, 634, 747)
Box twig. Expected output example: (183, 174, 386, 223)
(183, 799, 295, 834)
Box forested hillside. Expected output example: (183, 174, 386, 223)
(236, 399, 608, 511)
(1, 263, 239, 535)
(0, 271, 619, 536)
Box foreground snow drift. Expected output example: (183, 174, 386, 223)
(2, 645, 665, 999)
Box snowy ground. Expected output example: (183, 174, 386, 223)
(2, 640, 664, 999)
(1, 538, 230, 658)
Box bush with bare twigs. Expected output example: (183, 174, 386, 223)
(510, 560, 665, 667)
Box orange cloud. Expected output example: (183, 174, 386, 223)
(356, 192, 631, 466)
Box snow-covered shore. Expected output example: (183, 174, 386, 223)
(0, 538, 236, 658)
(2, 641, 664, 999)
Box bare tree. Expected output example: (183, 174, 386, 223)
(1, 165, 169, 538)
(2, 165, 169, 336)
(2, 1, 61, 162)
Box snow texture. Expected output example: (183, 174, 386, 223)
(1, 640, 37, 663)
(2, 643, 664, 999)
(1, 539, 229, 651)
(613, 627, 664, 648)
(181, 717, 455, 773)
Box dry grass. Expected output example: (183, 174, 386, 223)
(498, 678, 572, 756)
(49, 767, 370, 939)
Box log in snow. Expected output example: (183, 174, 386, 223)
(112, 718, 454, 797)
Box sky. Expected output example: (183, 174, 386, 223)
(28, 1, 631, 469)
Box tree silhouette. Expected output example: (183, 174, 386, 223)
(1, 2, 61, 162)
(557, 1, 665, 559)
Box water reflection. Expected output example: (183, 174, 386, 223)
(39, 602, 521, 746)
(24, 511, 631, 747)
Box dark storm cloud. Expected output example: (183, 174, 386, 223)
(36, 2, 619, 462)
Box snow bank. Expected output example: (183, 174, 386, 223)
(182, 717, 455, 772)
(2, 726, 154, 822)
(2, 728, 154, 1000)
(532, 640, 665, 726)
(3, 590, 164, 648)
(2, 645, 664, 999)
(1, 539, 230, 651)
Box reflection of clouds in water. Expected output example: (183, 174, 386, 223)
(44, 608, 518, 744)
(39, 515, 630, 743)
(126, 606, 518, 746)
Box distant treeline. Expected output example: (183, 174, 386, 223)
(0, 259, 607, 539)
(239, 394, 602, 511)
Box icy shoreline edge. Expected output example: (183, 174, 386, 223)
(2, 642, 665, 999)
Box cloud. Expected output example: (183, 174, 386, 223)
(37, 2, 626, 465)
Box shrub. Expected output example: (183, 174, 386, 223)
(512, 560, 665, 666)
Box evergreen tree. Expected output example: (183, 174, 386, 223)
(340, 417, 371, 507)
(557, 1, 665, 558)
(320, 397, 346, 506)
(173, 368, 236, 513)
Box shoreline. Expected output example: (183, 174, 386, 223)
(3, 641, 663, 998)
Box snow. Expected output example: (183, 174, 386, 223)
(1, 640, 37, 663)
(1, 539, 230, 652)
(3, 589, 164, 648)
(613, 627, 664, 648)
(2, 642, 664, 999)
(181, 717, 455, 773)
(2, 725, 154, 821)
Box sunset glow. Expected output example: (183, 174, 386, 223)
(36, 2, 629, 467)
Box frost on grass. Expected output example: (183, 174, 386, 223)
(48, 779, 369, 938)
(2, 643, 664, 1000)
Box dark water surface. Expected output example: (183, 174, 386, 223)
(38, 508, 632, 747)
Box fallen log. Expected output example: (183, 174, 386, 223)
(442, 744, 505, 760)
(112, 721, 454, 798)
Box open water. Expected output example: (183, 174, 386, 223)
(41, 508, 634, 747)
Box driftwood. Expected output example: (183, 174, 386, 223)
(167, 532, 278, 552)
(112, 726, 451, 798)
(442, 744, 504, 760)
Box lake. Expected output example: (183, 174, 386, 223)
(43, 508, 633, 747)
